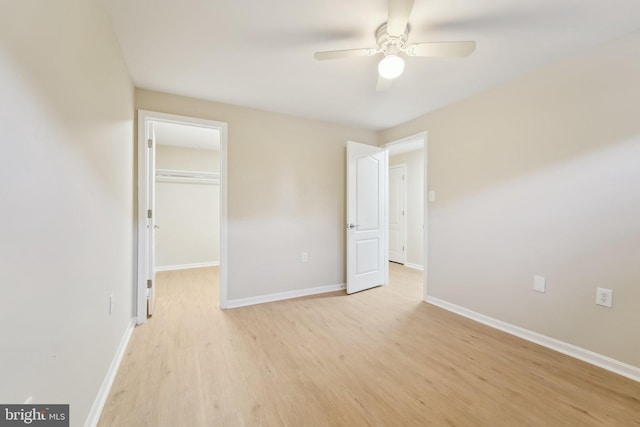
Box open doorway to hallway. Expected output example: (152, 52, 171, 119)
(387, 137, 425, 271)
(384, 133, 427, 301)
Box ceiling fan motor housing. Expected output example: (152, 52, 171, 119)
(376, 22, 409, 56)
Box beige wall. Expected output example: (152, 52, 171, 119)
(3, 1, 636, 421)
(0, 0, 135, 423)
(155, 146, 220, 267)
(156, 145, 220, 172)
(136, 89, 377, 299)
(379, 32, 640, 367)
(390, 150, 424, 268)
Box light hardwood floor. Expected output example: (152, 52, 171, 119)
(99, 264, 640, 426)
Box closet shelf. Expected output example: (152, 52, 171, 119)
(155, 169, 220, 184)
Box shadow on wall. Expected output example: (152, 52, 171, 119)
(0, 2, 134, 194)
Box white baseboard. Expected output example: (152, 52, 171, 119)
(226, 283, 345, 309)
(84, 320, 135, 427)
(426, 297, 640, 383)
(155, 261, 219, 272)
(404, 263, 424, 271)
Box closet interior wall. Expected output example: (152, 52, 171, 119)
(154, 145, 220, 270)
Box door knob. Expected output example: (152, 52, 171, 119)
(347, 223, 357, 229)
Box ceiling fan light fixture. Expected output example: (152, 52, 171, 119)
(378, 54, 405, 79)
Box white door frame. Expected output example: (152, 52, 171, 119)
(383, 132, 428, 300)
(137, 110, 229, 324)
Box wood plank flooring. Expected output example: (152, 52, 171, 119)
(98, 263, 640, 426)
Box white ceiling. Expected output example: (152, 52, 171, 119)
(103, 0, 640, 131)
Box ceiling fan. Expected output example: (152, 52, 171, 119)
(313, 0, 476, 91)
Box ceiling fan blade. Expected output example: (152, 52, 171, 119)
(313, 48, 377, 61)
(387, 0, 414, 37)
(376, 75, 393, 92)
(406, 41, 476, 58)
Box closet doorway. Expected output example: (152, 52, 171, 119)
(137, 110, 228, 324)
(154, 123, 220, 272)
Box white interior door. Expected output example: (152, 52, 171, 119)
(146, 124, 156, 316)
(137, 116, 157, 322)
(346, 141, 387, 294)
(389, 164, 406, 264)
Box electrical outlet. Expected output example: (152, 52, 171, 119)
(533, 276, 546, 293)
(596, 288, 613, 308)
(301, 252, 308, 263)
(428, 191, 436, 202)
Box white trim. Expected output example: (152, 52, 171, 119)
(422, 134, 428, 302)
(155, 261, 219, 272)
(427, 296, 640, 383)
(84, 320, 135, 427)
(404, 263, 424, 271)
(226, 284, 345, 309)
(137, 110, 229, 320)
(384, 149, 389, 286)
(218, 121, 229, 309)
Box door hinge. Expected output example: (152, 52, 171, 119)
(147, 209, 152, 219)
(403, 246, 405, 251)
(147, 138, 153, 148)
(147, 279, 152, 289)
